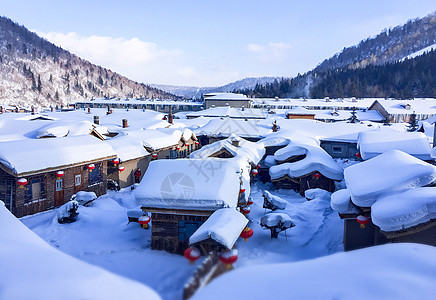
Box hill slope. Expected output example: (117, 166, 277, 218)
(0, 16, 176, 107)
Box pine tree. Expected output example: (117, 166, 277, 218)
(407, 112, 418, 132)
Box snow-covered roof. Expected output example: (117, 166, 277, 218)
(186, 107, 267, 119)
(371, 187, 436, 232)
(104, 133, 150, 162)
(76, 97, 202, 106)
(252, 97, 376, 110)
(370, 99, 436, 115)
(269, 143, 344, 181)
(343, 150, 436, 208)
(123, 128, 195, 151)
(189, 207, 248, 249)
(358, 131, 433, 160)
(0, 202, 161, 300)
(330, 188, 359, 215)
(263, 191, 288, 210)
(35, 121, 109, 138)
(0, 135, 117, 175)
(203, 93, 249, 101)
(134, 159, 240, 210)
(194, 118, 271, 138)
(285, 106, 316, 115)
(191, 243, 436, 300)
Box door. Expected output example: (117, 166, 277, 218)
(54, 178, 64, 206)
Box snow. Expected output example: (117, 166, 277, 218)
(105, 132, 150, 162)
(122, 128, 195, 151)
(371, 187, 436, 232)
(192, 243, 436, 300)
(260, 212, 295, 228)
(263, 190, 288, 210)
(134, 159, 240, 210)
(0, 201, 161, 300)
(189, 207, 248, 250)
(0, 135, 116, 175)
(270, 143, 344, 180)
(304, 188, 331, 201)
(186, 107, 267, 119)
(358, 131, 433, 160)
(343, 150, 436, 207)
(194, 118, 271, 138)
(71, 191, 97, 206)
(330, 188, 360, 215)
(402, 43, 436, 60)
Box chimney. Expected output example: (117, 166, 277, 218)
(94, 115, 100, 125)
(272, 120, 278, 132)
(433, 122, 436, 148)
(0, 106, 3, 114)
(168, 105, 173, 124)
(31, 106, 35, 115)
(122, 119, 128, 128)
(50, 106, 55, 112)
(15, 106, 19, 113)
(241, 106, 245, 111)
(88, 107, 91, 114)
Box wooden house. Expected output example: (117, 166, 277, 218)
(134, 159, 241, 254)
(331, 150, 436, 251)
(285, 107, 316, 120)
(0, 135, 116, 217)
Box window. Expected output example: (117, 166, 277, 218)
(88, 163, 102, 186)
(0, 178, 15, 211)
(25, 175, 46, 203)
(332, 146, 343, 153)
(75, 174, 81, 186)
(56, 179, 63, 191)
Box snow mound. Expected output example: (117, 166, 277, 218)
(330, 188, 359, 215)
(304, 188, 331, 201)
(192, 243, 436, 300)
(263, 190, 288, 210)
(344, 150, 436, 207)
(371, 187, 436, 232)
(0, 201, 160, 300)
(270, 144, 343, 180)
(261, 212, 295, 228)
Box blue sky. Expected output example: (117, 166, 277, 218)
(2, 1, 436, 86)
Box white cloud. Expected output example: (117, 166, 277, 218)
(246, 42, 292, 63)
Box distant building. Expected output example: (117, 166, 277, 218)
(203, 93, 251, 109)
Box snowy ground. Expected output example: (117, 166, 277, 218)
(21, 180, 344, 299)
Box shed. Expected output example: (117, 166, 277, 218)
(134, 159, 241, 254)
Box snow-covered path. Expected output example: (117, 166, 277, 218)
(21, 182, 344, 300)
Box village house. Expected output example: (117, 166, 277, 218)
(0, 135, 116, 217)
(331, 150, 436, 251)
(203, 93, 252, 109)
(367, 99, 436, 123)
(134, 159, 242, 254)
(186, 106, 267, 120)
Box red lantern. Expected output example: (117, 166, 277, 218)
(256, 164, 261, 169)
(247, 198, 254, 206)
(152, 153, 158, 159)
(240, 227, 253, 242)
(357, 215, 370, 228)
(184, 247, 201, 264)
(251, 169, 258, 176)
(355, 152, 362, 159)
(138, 215, 151, 229)
(17, 178, 27, 188)
(195, 141, 199, 145)
(239, 188, 246, 194)
(219, 249, 238, 269)
(176, 146, 180, 151)
(313, 172, 321, 179)
(185, 143, 189, 147)
(112, 158, 119, 165)
(55, 171, 64, 179)
(241, 206, 250, 215)
(118, 166, 125, 172)
(87, 164, 95, 172)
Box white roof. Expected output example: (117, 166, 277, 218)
(124, 128, 195, 151)
(269, 143, 344, 180)
(285, 106, 316, 115)
(76, 97, 202, 106)
(371, 187, 436, 232)
(370, 99, 436, 115)
(186, 107, 267, 119)
(204, 93, 249, 101)
(343, 150, 436, 208)
(189, 207, 248, 249)
(194, 118, 271, 138)
(134, 159, 240, 210)
(0, 202, 161, 300)
(105, 133, 150, 162)
(0, 135, 116, 175)
(358, 131, 432, 160)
